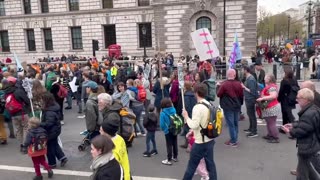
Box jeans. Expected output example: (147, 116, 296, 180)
(265, 116, 279, 139)
(146, 131, 157, 152)
(47, 137, 67, 166)
(0, 115, 7, 141)
(66, 90, 73, 108)
(246, 100, 257, 133)
(31, 155, 51, 176)
(12, 114, 29, 144)
(224, 110, 240, 143)
(165, 132, 178, 161)
(297, 153, 320, 180)
(183, 140, 217, 180)
(133, 105, 145, 134)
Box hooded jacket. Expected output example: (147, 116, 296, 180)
(127, 87, 143, 107)
(85, 93, 99, 132)
(101, 102, 122, 125)
(24, 126, 47, 157)
(160, 106, 176, 135)
(4, 82, 31, 116)
(40, 103, 61, 140)
(143, 112, 157, 132)
(153, 77, 171, 109)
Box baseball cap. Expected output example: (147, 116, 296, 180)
(85, 80, 98, 89)
(6, 76, 17, 84)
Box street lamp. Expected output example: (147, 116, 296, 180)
(295, 30, 298, 39)
(308, 0, 313, 38)
(287, 16, 291, 40)
(141, 25, 147, 59)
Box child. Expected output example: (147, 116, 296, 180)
(24, 117, 53, 180)
(186, 130, 209, 180)
(142, 104, 158, 157)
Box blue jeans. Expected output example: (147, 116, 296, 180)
(183, 140, 217, 180)
(224, 110, 240, 143)
(66, 90, 73, 108)
(133, 105, 145, 134)
(146, 131, 157, 152)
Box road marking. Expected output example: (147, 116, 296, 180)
(0, 165, 178, 180)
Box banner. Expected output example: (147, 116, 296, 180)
(191, 28, 220, 61)
(13, 52, 24, 72)
(177, 62, 185, 109)
(229, 33, 242, 69)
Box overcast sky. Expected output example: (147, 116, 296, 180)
(258, 0, 310, 14)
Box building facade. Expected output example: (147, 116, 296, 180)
(0, 0, 257, 63)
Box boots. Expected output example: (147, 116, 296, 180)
(180, 138, 188, 149)
(48, 169, 54, 178)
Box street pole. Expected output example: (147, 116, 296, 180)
(223, 0, 226, 61)
(308, 1, 312, 38)
(143, 36, 147, 60)
(274, 24, 276, 46)
(288, 16, 290, 40)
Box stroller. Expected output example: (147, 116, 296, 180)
(78, 131, 99, 151)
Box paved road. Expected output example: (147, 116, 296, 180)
(3, 81, 320, 180)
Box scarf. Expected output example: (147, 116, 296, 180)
(90, 152, 114, 179)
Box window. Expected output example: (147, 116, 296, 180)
(71, 27, 83, 49)
(69, 0, 79, 11)
(43, 28, 53, 51)
(138, 0, 149, 6)
(0, 31, 10, 52)
(23, 0, 32, 14)
(196, 17, 212, 33)
(0, 0, 5, 16)
(104, 25, 116, 48)
(102, 0, 113, 8)
(40, 0, 49, 13)
(138, 23, 152, 48)
(26, 29, 36, 51)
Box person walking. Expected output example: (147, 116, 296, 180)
(217, 69, 243, 147)
(182, 83, 217, 180)
(143, 104, 158, 157)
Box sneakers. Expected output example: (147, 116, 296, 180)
(143, 151, 151, 157)
(201, 176, 210, 180)
(1, 140, 7, 145)
(48, 169, 54, 178)
(262, 135, 272, 140)
(224, 141, 238, 147)
(65, 107, 72, 110)
(150, 150, 158, 155)
(247, 133, 258, 138)
(60, 158, 68, 167)
(172, 158, 178, 162)
(290, 169, 297, 176)
(141, 133, 146, 137)
(60, 121, 65, 125)
(267, 138, 280, 143)
(80, 130, 89, 136)
(161, 159, 172, 165)
(77, 115, 85, 119)
(243, 129, 251, 134)
(136, 132, 142, 136)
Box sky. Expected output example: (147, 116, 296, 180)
(258, 0, 310, 14)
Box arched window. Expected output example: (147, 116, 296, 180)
(196, 17, 212, 33)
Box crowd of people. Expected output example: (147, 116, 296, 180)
(0, 51, 319, 180)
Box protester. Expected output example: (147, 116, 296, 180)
(153, 70, 171, 116)
(50, 76, 65, 124)
(252, 61, 265, 87)
(300, 80, 320, 108)
(31, 79, 46, 118)
(60, 70, 72, 110)
(143, 104, 158, 157)
(90, 135, 123, 180)
(112, 82, 130, 108)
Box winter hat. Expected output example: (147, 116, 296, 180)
(101, 120, 119, 137)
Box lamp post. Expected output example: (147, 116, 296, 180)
(223, 0, 226, 60)
(141, 25, 147, 60)
(295, 30, 298, 39)
(287, 16, 291, 40)
(308, 0, 313, 38)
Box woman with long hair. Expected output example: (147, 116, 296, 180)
(32, 80, 46, 118)
(112, 82, 130, 108)
(60, 70, 72, 110)
(257, 74, 281, 143)
(40, 92, 68, 168)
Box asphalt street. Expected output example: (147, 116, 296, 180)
(2, 81, 320, 180)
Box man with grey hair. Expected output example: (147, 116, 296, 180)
(283, 88, 320, 180)
(301, 80, 320, 108)
(97, 93, 122, 124)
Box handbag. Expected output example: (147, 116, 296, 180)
(256, 100, 270, 110)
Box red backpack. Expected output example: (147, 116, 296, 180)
(57, 85, 68, 98)
(137, 86, 147, 102)
(5, 93, 23, 115)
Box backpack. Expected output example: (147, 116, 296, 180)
(199, 102, 223, 141)
(118, 108, 136, 147)
(57, 84, 68, 98)
(164, 113, 184, 136)
(45, 72, 56, 91)
(28, 129, 48, 157)
(5, 93, 23, 115)
(203, 79, 216, 101)
(137, 86, 147, 102)
(287, 83, 300, 106)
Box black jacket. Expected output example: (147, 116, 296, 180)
(101, 102, 122, 124)
(278, 78, 298, 108)
(252, 69, 265, 86)
(143, 112, 157, 132)
(176, 90, 197, 117)
(4, 84, 31, 116)
(93, 158, 122, 180)
(290, 103, 320, 157)
(40, 103, 62, 140)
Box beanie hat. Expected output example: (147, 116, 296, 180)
(101, 120, 119, 137)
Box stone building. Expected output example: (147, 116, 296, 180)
(0, 0, 257, 63)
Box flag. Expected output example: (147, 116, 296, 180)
(191, 28, 220, 61)
(13, 52, 24, 72)
(229, 33, 242, 69)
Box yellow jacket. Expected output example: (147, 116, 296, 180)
(111, 66, 118, 77)
(112, 134, 131, 180)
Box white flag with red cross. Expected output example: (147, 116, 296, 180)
(191, 28, 220, 61)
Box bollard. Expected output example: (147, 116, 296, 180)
(273, 64, 277, 80)
(296, 63, 300, 80)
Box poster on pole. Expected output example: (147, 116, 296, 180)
(191, 28, 220, 61)
(144, 63, 151, 80)
(177, 63, 185, 109)
(69, 77, 79, 93)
